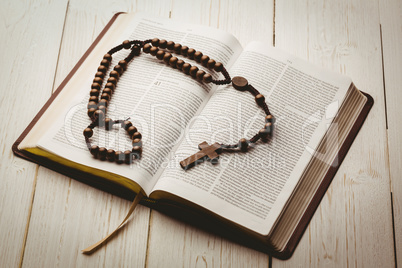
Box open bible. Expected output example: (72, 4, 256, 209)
(13, 13, 373, 259)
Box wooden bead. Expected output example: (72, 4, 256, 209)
(100, 59, 110, 68)
(83, 128, 93, 138)
(187, 48, 195, 59)
(255, 94, 265, 106)
(150, 46, 159, 56)
(98, 65, 107, 73)
(173, 43, 182, 54)
(265, 114, 276, 123)
(110, 70, 119, 80)
(182, 63, 191, 74)
(232, 76, 248, 91)
(103, 87, 113, 96)
(163, 53, 172, 64)
(133, 45, 141, 56)
(196, 70, 205, 81)
(214, 62, 223, 72)
(98, 99, 108, 107)
(207, 59, 216, 69)
(159, 39, 167, 48)
(122, 40, 131, 49)
(124, 150, 132, 164)
(264, 122, 273, 135)
(189, 66, 199, 78)
(122, 120, 132, 130)
(90, 145, 99, 157)
(98, 147, 107, 160)
(107, 77, 117, 86)
(97, 105, 107, 114)
(106, 149, 115, 161)
(93, 77, 103, 84)
(90, 89, 100, 96)
(103, 53, 112, 61)
(89, 96, 98, 103)
(115, 151, 124, 164)
(203, 73, 212, 83)
(114, 65, 123, 75)
(258, 128, 269, 140)
(87, 101, 97, 109)
(127, 125, 138, 137)
(239, 138, 249, 152)
(181, 46, 189, 56)
(104, 118, 113, 130)
(143, 43, 151, 53)
(105, 82, 115, 90)
(95, 71, 105, 79)
(118, 60, 127, 70)
(101, 93, 110, 101)
(94, 109, 105, 121)
(201, 55, 210, 67)
(132, 132, 142, 140)
(194, 51, 203, 62)
(169, 57, 178, 68)
(156, 50, 165, 60)
(176, 59, 185, 70)
(166, 41, 175, 50)
(151, 38, 160, 47)
(132, 146, 142, 159)
(132, 138, 142, 147)
(87, 108, 96, 117)
(91, 83, 101, 90)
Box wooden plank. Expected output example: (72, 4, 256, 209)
(380, 0, 402, 265)
(145, 1, 273, 267)
(20, 1, 171, 267)
(0, 1, 68, 267)
(273, 0, 395, 266)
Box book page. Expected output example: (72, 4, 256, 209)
(30, 14, 242, 195)
(152, 41, 352, 235)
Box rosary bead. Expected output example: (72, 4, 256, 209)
(91, 83, 101, 90)
(214, 62, 223, 72)
(151, 38, 160, 47)
(115, 151, 124, 164)
(89, 96, 98, 103)
(122, 120, 132, 130)
(114, 65, 123, 75)
(203, 73, 212, 83)
(181, 46, 189, 56)
(132, 146, 142, 156)
(133, 45, 141, 56)
(90, 145, 99, 157)
(98, 65, 107, 74)
(100, 59, 110, 68)
(255, 94, 265, 106)
(98, 99, 108, 107)
(132, 132, 142, 140)
(143, 43, 151, 53)
(169, 57, 178, 68)
(103, 53, 112, 61)
(93, 77, 103, 84)
(105, 82, 115, 91)
(166, 41, 175, 50)
(97, 105, 107, 114)
(87, 101, 98, 109)
(173, 43, 182, 54)
(194, 51, 203, 62)
(107, 77, 117, 86)
(118, 60, 127, 70)
(207, 59, 216, 69)
(95, 71, 105, 79)
(189, 66, 199, 78)
(201, 55, 210, 67)
(196, 70, 206, 81)
(84, 128, 93, 138)
(98, 147, 107, 160)
(159, 39, 167, 48)
(87, 108, 96, 117)
(156, 50, 165, 60)
(232, 76, 248, 91)
(127, 125, 138, 137)
(132, 138, 142, 147)
(163, 53, 172, 64)
(110, 70, 120, 80)
(122, 40, 131, 49)
(182, 63, 191, 74)
(94, 109, 105, 121)
(103, 87, 113, 96)
(104, 118, 113, 130)
(174, 60, 183, 70)
(90, 89, 100, 96)
(101, 93, 111, 101)
(106, 149, 115, 161)
(150, 46, 159, 56)
(265, 114, 276, 123)
(239, 138, 249, 152)
(124, 150, 132, 164)
(187, 48, 195, 59)
(258, 128, 269, 140)
(264, 122, 273, 134)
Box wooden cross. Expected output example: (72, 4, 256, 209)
(180, 141, 222, 170)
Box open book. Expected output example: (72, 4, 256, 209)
(13, 13, 373, 259)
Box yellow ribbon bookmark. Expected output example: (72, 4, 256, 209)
(82, 192, 144, 254)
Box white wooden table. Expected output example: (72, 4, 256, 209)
(1, 0, 401, 267)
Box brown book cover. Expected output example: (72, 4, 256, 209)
(12, 12, 374, 259)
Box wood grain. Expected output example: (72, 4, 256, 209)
(380, 0, 402, 265)
(273, 0, 395, 266)
(0, 1, 68, 267)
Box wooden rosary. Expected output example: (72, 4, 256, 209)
(83, 38, 275, 170)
